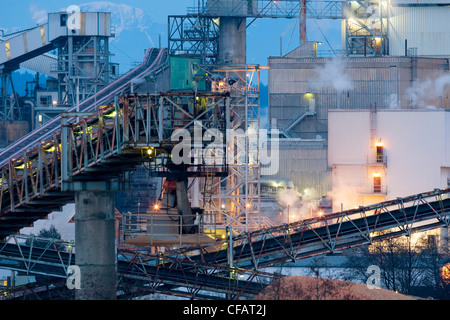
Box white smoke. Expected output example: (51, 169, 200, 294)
(277, 187, 321, 222)
(30, 4, 48, 25)
(327, 175, 359, 213)
(406, 73, 450, 108)
(277, 188, 301, 208)
(387, 93, 399, 109)
(312, 57, 354, 92)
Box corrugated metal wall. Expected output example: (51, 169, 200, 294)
(269, 56, 450, 139)
(269, 57, 401, 140)
(264, 139, 331, 196)
(388, 6, 450, 57)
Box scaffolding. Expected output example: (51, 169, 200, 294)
(169, 0, 346, 65)
(192, 64, 262, 234)
(344, 0, 389, 56)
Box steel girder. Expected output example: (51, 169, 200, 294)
(0, 234, 275, 300)
(169, 188, 450, 269)
(0, 92, 230, 237)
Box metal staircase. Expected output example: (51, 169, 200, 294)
(281, 107, 316, 138)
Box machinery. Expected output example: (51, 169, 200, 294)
(0, 11, 116, 146)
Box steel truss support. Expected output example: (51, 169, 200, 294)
(193, 64, 261, 234)
(0, 91, 230, 236)
(0, 72, 21, 121)
(168, 15, 219, 65)
(0, 234, 277, 300)
(170, 188, 450, 269)
(55, 35, 112, 106)
(0, 234, 74, 278)
(116, 248, 276, 300)
(1, 187, 449, 299)
(188, 0, 345, 19)
(170, 1, 346, 65)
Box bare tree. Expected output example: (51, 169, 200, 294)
(341, 231, 450, 299)
(420, 233, 450, 299)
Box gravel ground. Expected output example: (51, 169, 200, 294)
(254, 276, 415, 300)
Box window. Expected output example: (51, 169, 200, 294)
(375, 140, 384, 163)
(373, 173, 381, 193)
(60, 14, 68, 27)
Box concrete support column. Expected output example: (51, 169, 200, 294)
(75, 190, 117, 300)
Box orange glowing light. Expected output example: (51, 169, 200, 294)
(245, 203, 252, 209)
(373, 172, 381, 178)
(153, 204, 159, 210)
(375, 140, 383, 147)
(442, 263, 450, 284)
(318, 211, 324, 217)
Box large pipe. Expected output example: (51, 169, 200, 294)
(218, 17, 246, 65)
(23, 100, 35, 131)
(300, 0, 307, 44)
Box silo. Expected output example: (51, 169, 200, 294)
(207, 0, 257, 64)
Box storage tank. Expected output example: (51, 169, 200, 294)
(207, 0, 257, 64)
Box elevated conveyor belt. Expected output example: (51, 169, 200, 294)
(0, 47, 167, 166)
(174, 188, 450, 269)
(0, 48, 168, 237)
(0, 188, 448, 299)
(0, 24, 54, 72)
(0, 235, 271, 299)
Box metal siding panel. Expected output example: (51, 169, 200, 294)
(84, 13, 97, 35)
(272, 143, 330, 195)
(389, 6, 450, 56)
(0, 42, 6, 62)
(48, 13, 67, 41)
(20, 53, 57, 77)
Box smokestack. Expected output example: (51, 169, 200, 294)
(300, 0, 307, 44)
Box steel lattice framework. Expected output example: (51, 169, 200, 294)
(188, 64, 264, 234)
(0, 91, 230, 238)
(344, 0, 389, 56)
(168, 188, 450, 270)
(0, 187, 449, 299)
(169, 0, 346, 65)
(0, 234, 276, 300)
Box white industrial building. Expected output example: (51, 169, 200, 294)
(328, 108, 450, 246)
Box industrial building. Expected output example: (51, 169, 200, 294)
(268, 51, 450, 198)
(0, 10, 117, 146)
(268, 0, 450, 203)
(328, 108, 450, 249)
(0, 0, 449, 300)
